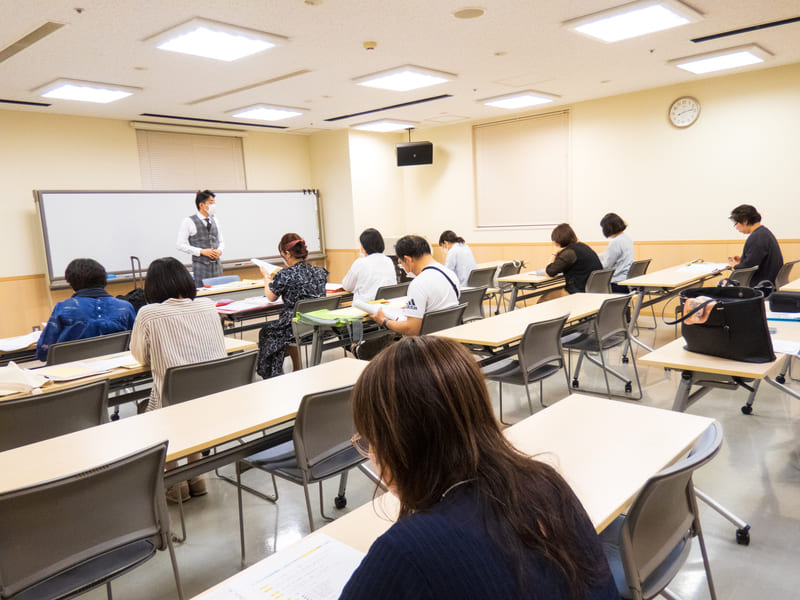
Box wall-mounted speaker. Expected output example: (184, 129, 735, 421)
(396, 141, 433, 166)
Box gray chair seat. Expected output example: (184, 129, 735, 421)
(253, 446, 364, 483)
(560, 330, 627, 351)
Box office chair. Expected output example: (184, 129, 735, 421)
(352, 331, 396, 361)
(496, 260, 524, 312)
(775, 259, 799, 289)
(419, 303, 467, 335)
(374, 282, 409, 300)
(626, 259, 656, 331)
(459, 285, 488, 323)
(201, 274, 241, 286)
(0, 380, 109, 452)
(0, 441, 184, 600)
(562, 293, 642, 399)
(291, 295, 343, 368)
(46, 331, 131, 366)
(585, 268, 614, 293)
(600, 421, 722, 600)
(236, 385, 366, 566)
(726, 265, 757, 287)
(482, 314, 571, 424)
(467, 266, 499, 311)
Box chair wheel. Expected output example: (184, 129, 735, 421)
(621, 355, 629, 364)
(110, 413, 120, 422)
(334, 495, 347, 509)
(741, 405, 753, 415)
(625, 382, 632, 393)
(736, 527, 750, 545)
(776, 375, 786, 384)
(572, 379, 580, 388)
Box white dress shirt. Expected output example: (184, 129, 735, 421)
(342, 253, 398, 303)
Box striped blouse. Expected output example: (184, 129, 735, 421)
(130, 297, 226, 411)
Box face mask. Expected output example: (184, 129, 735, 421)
(206, 204, 217, 217)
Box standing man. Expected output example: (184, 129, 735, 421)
(176, 190, 225, 287)
(371, 235, 459, 336)
(728, 204, 783, 286)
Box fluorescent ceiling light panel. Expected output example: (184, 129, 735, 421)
(148, 18, 284, 61)
(352, 119, 416, 132)
(480, 90, 559, 109)
(670, 44, 771, 74)
(230, 104, 304, 121)
(354, 65, 455, 92)
(564, 0, 702, 42)
(36, 79, 138, 103)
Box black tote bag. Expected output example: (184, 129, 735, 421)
(678, 286, 776, 363)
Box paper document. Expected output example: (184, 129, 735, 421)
(676, 262, 728, 274)
(771, 339, 800, 356)
(326, 283, 345, 291)
(0, 331, 42, 352)
(250, 258, 282, 275)
(218, 296, 283, 313)
(353, 299, 406, 321)
(203, 534, 364, 600)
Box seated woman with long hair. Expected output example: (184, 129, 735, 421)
(341, 336, 618, 599)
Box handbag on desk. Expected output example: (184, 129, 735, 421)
(672, 281, 776, 363)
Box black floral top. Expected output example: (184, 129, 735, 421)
(269, 261, 329, 328)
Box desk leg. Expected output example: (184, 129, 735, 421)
(508, 284, 519, 312)
(622, 288, 650, 362)
(740, 378, 763, 415)
(310, 329, 324, 367)
(673, 371, 694, 412)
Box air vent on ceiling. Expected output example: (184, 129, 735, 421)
(140, 113, 288, 129)
(692, 15, 800, 43)
(0, 22, 64, 63)
(0, 98, 51, 107)
(325, 94, 452, 122)
(186, 70, 312, 105)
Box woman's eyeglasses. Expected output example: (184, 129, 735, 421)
(351, 433, 371, 458)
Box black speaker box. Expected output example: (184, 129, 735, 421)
(396, 141, 433, 166)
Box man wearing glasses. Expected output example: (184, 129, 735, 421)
(727, 204, 783, 287)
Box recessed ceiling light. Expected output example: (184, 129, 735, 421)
(453, 7, 486, 19)
(354, 65, 455, 92)
(36, 79, 138, 103)
(670, 44, 771, 74)
(564, 0, 702, 43)
(230, 104, 305, 121)
(479, 90, 560, 109)
(352, 119, 416, 132)
(146, 18, 285, 62)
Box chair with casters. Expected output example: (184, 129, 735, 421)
(0, 379, 109, 452)
(46, 330, 131, 365)
(482, 314, 571, 425)
(466, 266, 499, 311)
(496, 260, 524, 312)
(352, 331, 396, 360)
(600, 421, 722, 600)
(419, 303, 468, 335)
(562, 293, 642, 399)
(460, 285, 488, 323)
(236, 385, 366, 566)
(775, 259, 799, 289)
(160, 350, 258, 542)
(201, 274, 240, 286)
(726, 265, 757, 287)
(374, 282, 409, 300)
(585, 268, 614, 293)
(625, 259, 656, 331)
(291, 295, 343, 367)
(0, 441, 184, 600)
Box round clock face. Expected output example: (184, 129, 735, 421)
(669, 96, 700, 128)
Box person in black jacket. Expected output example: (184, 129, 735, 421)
(728, 204, 784, 286)
(545, 223, 602, 293)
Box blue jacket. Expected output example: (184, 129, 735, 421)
(36, 288, 136, 361)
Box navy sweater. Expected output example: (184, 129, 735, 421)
(339, 488, 619, 600)
(735, 225, 783, 286)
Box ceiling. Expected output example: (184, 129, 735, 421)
(2, 0, 799, 135)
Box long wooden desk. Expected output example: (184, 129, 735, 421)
(639, 321, 800, 414)
(194, 394, 714, 598)
(434, 293, 619, 362)
(497, 271, 565, 310)
(781, 277, 800, 292)
(0, 337, 256, 405)
(619, 263, 726, 357)
(0, 357, 368, 494)
(198, 279, 265, 301)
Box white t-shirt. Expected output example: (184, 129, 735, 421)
(444, 243, 477, 286)
(405, 263, 460, 320)
(342, 253, 397, 303)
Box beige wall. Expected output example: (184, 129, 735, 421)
(309, 130, 355, 250)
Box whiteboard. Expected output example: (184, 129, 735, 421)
(35, 190, 323, 284)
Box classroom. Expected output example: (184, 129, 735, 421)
(1, 2, 800, 599)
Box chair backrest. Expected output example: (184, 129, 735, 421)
(726, 265, 757, 287)
(594, 293, 634, 342)
(585, 268, 614, 293)
(46, 331, 131, 366)
(459, 286, 488, 323)
(0, 380, 109, 452)
(518, 313, 570, 375)
(161, 351, 257, 406)
(293, 385, 364, 480)
(466, 266, 497, 288)
(626, 259, 652, 279)
(352, 332, 396, 361)
(0, 441, 172, 599)
(775, 259, 799, 288)
(202, 274, 241, 286)
(419, 303, 467, 335)
(374, 282, 408, 300)
(618, 422, 723, 598)
(293, 295, 343, 340)
(498, 260, 523, 279)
